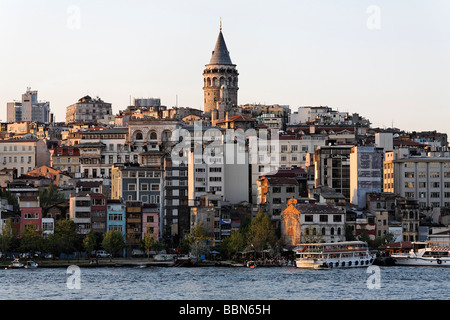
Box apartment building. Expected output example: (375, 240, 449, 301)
(66, 95, 112, 124)
(314, 145, 354, 201)
(7, 88, 50, 123)
(106, 199, 126, 235)
(0, 139, 50, 175)
(349, 146, 384, 209)
(50, 146, 80, 176)
(76, 127, 132, 179)
(384, 150, 450, 209)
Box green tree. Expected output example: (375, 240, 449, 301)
(19, 223, 43, 254)
(247, 211, 277, 254)
(185, 222, 210, 261)
(83, 231, 98, 257)
(46, 219, 78, 257)
(102, 230, 125, 258)
(1, 219, 19, 256)
(345, 224, 356, 241)
(357, 225, 372, 246)
(220, 230, 246, 259)
(39, 184, 65, 211)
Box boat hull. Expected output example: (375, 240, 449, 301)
(296, 257, 375, 269)
(392, 256, 450, 267)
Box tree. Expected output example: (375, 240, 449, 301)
(46, 219, 78, 257)
(184, 222, 210, 261)
(102, 231, 125, 258)
(246, 210, 277, 254)
(357, 225, 372, 246)
(219, 230, 246, 259)
(83, 231, 98, 257)
(39, 184, 65, 211)
(345, 224, 356, 241)
(19, 223, 43, 254)
(1, 219, 19, 256)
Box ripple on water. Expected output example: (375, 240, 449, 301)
(0, 266, 449, 300)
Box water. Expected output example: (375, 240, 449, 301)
(0, 266, 449, 300)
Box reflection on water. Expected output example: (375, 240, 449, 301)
(0, 266, 449, 300)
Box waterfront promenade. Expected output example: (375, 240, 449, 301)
(0, 258, 247, 269)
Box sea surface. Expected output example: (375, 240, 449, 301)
(0, 265, 449, 300)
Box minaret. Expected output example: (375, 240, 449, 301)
(203, 22, 239, 117)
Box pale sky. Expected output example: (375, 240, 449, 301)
(0, 0, 449, 135)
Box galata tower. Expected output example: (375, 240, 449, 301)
(203, 23, 239, 118)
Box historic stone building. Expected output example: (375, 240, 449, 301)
(203, 24, 239, 121)
(280, 197, 302, 247)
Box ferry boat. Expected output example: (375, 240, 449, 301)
(294, 241, 375, 269)
(391, 241, 450, 267)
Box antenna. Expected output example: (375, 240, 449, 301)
(220, 17, 222, 31)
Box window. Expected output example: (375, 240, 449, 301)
(151, 184, 160, 191)
(141, 183, 149, 191)
(333, 215, 342, 222)
(128, 184, 136, 191)
(404, 172, 414, 178)
(320, 215, 328, 222)
(430, 172, 440, 178)
(304, 215, 313, 222)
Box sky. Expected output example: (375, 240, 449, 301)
(0, 0, 449, 135)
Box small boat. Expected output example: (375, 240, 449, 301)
(391, 241, 450, 267)
(25, 261, 38, 269)
(246, 261, 257, 269)
(294, 241, 375, 269)
(8, 258, 24, 269)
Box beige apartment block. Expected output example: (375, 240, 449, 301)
(0, 139, 50, 175)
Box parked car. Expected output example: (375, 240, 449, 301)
(95, 250, 112, 258)
(131, 249, 144, 257)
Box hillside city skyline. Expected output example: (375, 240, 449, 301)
(0, 1, 449, 135)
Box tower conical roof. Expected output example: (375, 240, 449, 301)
(209, 30, 233, 65)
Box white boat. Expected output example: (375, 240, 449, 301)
(25, 261, 38, 269)
(8, 258, 24, 269)
(294, 241, 376, 269)
(391, 241, 450, 267)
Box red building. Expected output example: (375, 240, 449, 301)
(20, 207, 43, 234)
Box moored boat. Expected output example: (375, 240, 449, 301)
(294, 241, 375, 269)
(391, 241, 450, 267)
(8, 258, 24, 269)
(25, 261, 38, 269)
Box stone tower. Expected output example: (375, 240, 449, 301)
(203, 24, 239, 118)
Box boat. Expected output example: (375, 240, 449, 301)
(294, 241, 376, 269)
(246, 261, 257, 269)
(391, 241, 450, 267)
(24, 261, 38, 269)
(8, 258, 24, 269)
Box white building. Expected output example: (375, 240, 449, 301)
(350, 146, 384, 209)
(384, 150, 450, 209)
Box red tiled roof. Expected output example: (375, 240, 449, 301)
(216, 115, 256, 123)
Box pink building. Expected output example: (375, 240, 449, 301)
(142, 204, 159, 239)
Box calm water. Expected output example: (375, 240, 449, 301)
(0, 266, 449, 300)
